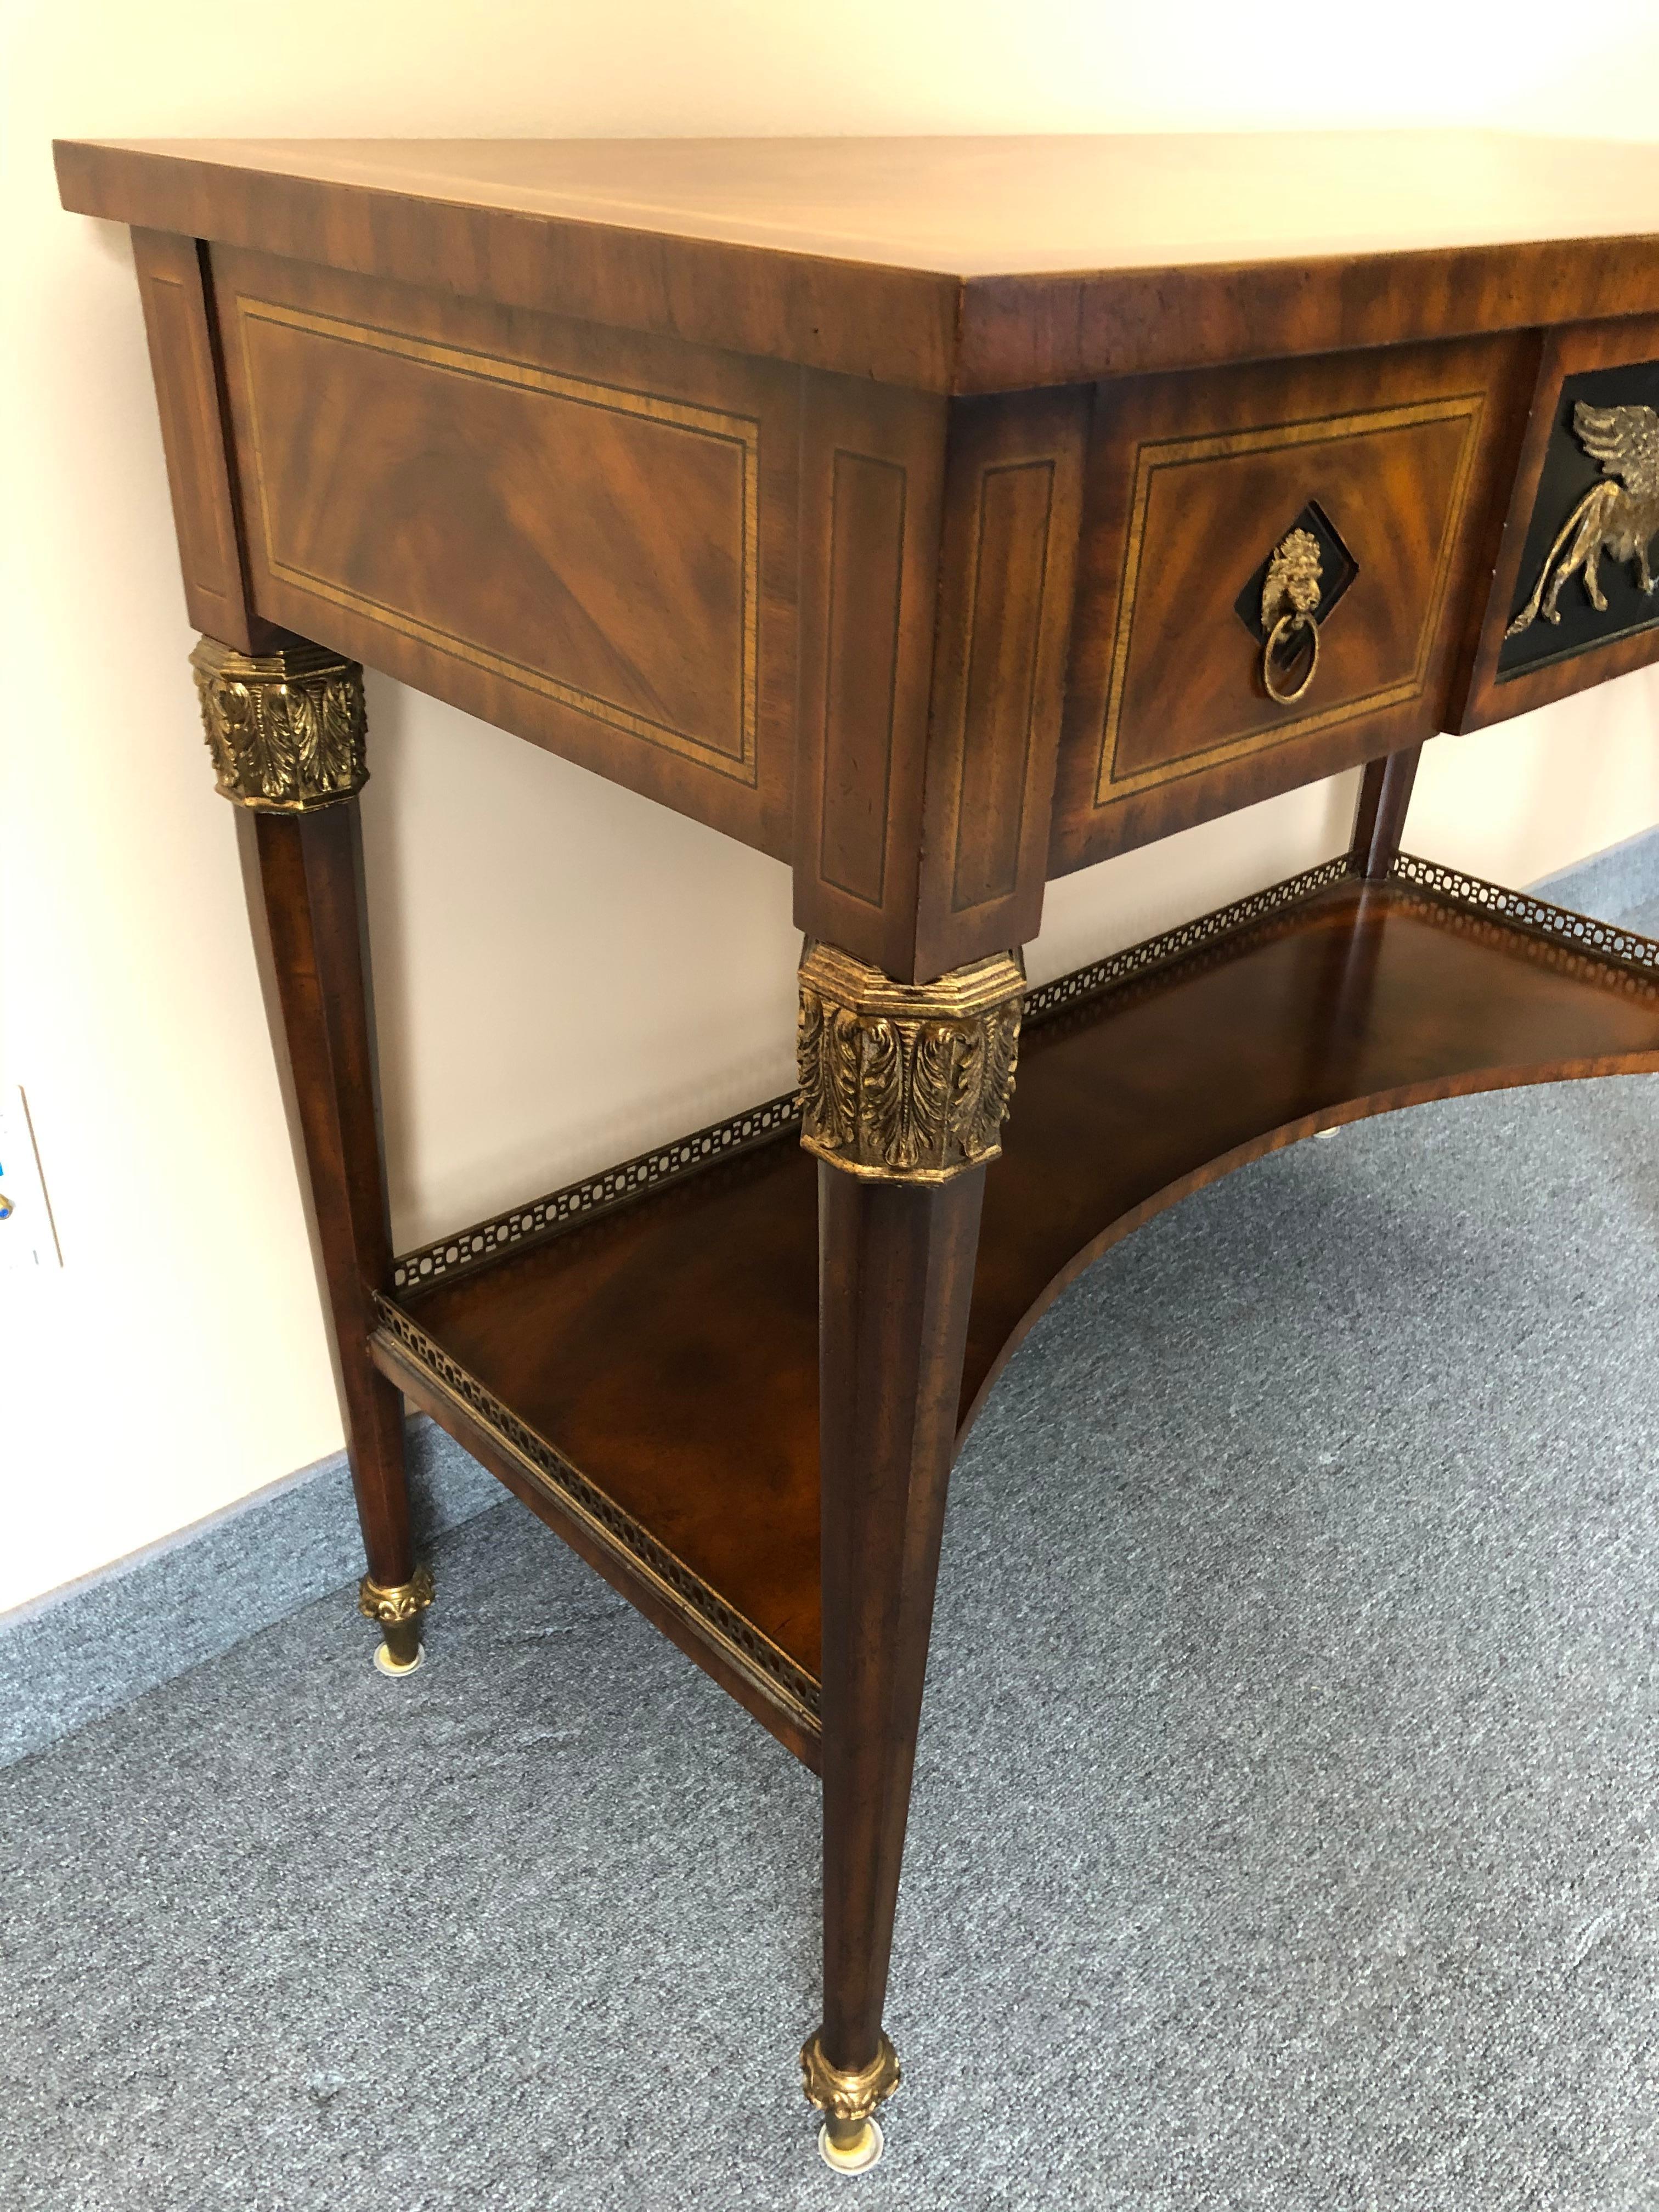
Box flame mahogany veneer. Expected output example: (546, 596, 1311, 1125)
(57, 133, 1659, 2165)
(372, 864, 1659, 1761)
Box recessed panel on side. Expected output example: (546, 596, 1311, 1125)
(211, 246, 802, 859)
(817, 450, 910, 910)
(917, 386, 1090, 975)
(793, 372, 950, 978)
(130, 228, 267, 653)
(794, 380, 1087, 981)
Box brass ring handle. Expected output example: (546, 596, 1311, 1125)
(1262, 610, 1320, 706)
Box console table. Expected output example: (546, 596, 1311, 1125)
(56, 134, 1659, 2171)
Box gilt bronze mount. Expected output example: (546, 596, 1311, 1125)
(1259, 525, 1325, 706)
(1505, 400, 1659, 638)
(797, 943, 1024, 1184)
(800, 2029, 901, 2173)
(191, 635, 368, 812)
(358, 1566, 435, 1675)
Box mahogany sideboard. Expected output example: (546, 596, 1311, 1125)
(56, 133, 1659, 2172)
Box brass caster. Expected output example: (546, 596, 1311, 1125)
(372, 1638, 424, 1678)
(819, 2117, 884, 2174)
(800, 2028, 899, 2174)
(358, 1566, 433, 1679)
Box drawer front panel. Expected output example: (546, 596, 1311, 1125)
(1462, 316, 1659, 730)
(212, 247, 802, 859)
(1051, 336, 1527, 872)
(1103, 401, 1480, 791)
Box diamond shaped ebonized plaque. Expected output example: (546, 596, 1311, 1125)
(1234, 501, 1359, 645)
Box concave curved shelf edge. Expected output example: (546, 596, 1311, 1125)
(960, 1055, 1650, 1440)
(371, 856, 1659, 1764)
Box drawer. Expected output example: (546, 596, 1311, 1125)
(1460, 315, 1659, 729)
(1049, 336, 1529, 872)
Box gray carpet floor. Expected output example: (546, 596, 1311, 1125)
(5, 971, 1658, 2207)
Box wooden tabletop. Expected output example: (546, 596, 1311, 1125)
(57, 132, 1659, 391)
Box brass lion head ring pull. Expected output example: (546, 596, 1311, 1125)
(1262, 608, 1321, 704)
(1260, 526, 1324, 708)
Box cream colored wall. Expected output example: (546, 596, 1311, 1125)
(4, 0, 1656, 1613)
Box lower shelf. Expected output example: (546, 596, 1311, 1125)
(370, 855, 1659, 1764)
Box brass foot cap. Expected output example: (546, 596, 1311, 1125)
(818, 2118, 883, 2174)
(800, 2028, 900, 2166)
(358, 1566, 435, 1626)
(372, 1640, 424, 1679)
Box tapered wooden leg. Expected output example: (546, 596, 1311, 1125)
(193, 633, 430, 1673)
(1293, 743, 1427, 1105)
(795, 939, 1024, 2168)
(1351, 742, 1422, 879)
(809, 1166, 986, 2166)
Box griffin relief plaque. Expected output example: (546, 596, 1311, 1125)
(1499, 360, 1659, 678)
